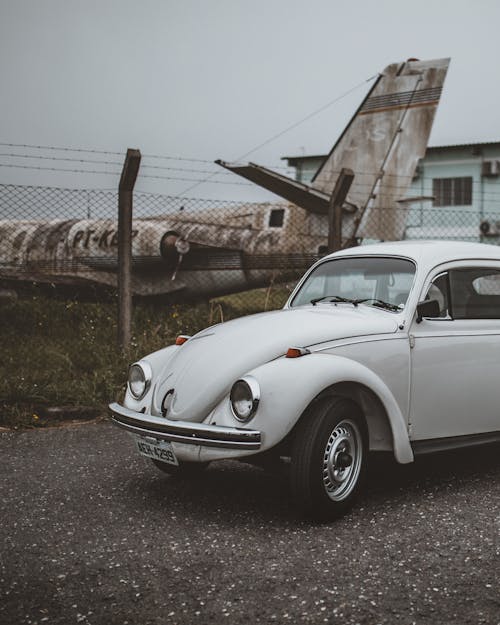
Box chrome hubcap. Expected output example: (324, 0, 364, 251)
(323, 419, 362, 501)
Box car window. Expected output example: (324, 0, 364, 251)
(450, 268, 500, 319)
(472, 273, 500, 295)
(291, 256, 416, 309)
(424, 273, 450, 318)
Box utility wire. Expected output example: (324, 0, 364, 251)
(237, 75, 379, 162)
(178, 73, 379, 196)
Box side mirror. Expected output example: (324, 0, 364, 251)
(416, 299, 440, 323)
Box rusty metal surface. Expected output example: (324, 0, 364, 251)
(313, 58, 450, 242)
(0, 202, 327, 297)
(215, 160, 331, 214)
(220, 57, 449, 244)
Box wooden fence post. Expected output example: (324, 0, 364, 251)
(328, 168, 354, 252)
(118, 148, 141, 352)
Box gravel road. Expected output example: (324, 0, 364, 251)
(0, 421, 498, 625)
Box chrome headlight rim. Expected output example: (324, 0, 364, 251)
(128, 360, 153, 400)
(230, 376, 260, 423)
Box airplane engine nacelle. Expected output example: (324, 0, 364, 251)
(160, 231, 190, 269)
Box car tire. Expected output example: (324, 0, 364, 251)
(290, 396, 367, 521)
(152, 459, 209, 478)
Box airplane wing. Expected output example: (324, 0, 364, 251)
(218, 57, 450, 243)
(215, 160, 331, 214)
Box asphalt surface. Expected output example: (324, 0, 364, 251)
(0, 421, 498, 625)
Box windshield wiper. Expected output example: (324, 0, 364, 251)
(311, 295, 359, 307)
(353, 298, 401, 312)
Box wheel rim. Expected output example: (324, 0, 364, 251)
(322, 418, 363, 502)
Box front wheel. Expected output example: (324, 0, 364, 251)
(290, 396, 367, 521)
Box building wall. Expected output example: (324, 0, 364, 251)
(293, 158, 324, 185)
(284, 143, 500, 243)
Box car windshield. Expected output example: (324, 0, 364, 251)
(290, 256, 416, 311)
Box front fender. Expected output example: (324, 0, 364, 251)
(246, 353, 413, 464)
(123, 344, 180, 411)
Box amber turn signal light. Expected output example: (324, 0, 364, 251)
(175, 335, 190, 345)
(286, 347, 310, 358)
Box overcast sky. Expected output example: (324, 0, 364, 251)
(1, 0, 500, 201)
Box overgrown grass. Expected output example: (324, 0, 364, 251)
(0, 284, 292, 428)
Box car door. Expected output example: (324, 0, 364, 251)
(409, 261, 500, 441)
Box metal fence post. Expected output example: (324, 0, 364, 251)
(328, 168, 354, 252)
(118, 148, 141, 352)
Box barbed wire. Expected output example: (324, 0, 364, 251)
(0, 146, 296, 173)
(137, 173, 252, 185)
(3, 152, 500, 185)
(0, 141, 297, 171)
(0, 152, 123, 167)
(0, 141, 124, 156)
(0, 153, 255, 176)
(0, 163, 254, 185)
(3, 162, 500, 198)
(4, 142, 500, 185)
(0, 163, 120, 176)
(2, 147, 500, 201)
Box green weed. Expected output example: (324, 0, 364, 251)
(0, 284, 294, 427)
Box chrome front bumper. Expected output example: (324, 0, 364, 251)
(109, 402, 262, 450)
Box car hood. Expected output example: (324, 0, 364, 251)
(152, 306, 398, 422)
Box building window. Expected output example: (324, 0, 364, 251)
(268, 208, 285, 228)
(432, 177, 472, 207)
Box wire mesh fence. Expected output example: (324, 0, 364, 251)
(0, 183, 316, 308)
(1, 181, 500, 312)
(3, 179, 500, 422)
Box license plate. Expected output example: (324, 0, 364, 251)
(135, 437, 179, 466)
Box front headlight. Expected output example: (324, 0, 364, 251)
(128, 361, 153, 400)
(230, 376, 260, 422)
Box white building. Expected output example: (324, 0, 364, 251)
(283, 142, 500, 242)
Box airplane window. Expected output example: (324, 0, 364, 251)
(269, 209, 285, 228)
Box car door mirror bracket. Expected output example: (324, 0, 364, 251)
(416, 299, 441, 323)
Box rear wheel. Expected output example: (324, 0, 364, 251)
(290, 396, 367, 521)
(152, 459, 209, 478)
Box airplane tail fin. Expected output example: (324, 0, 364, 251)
(218, 57, 450, 243)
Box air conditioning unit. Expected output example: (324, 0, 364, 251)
(481, 160, 500, 177)
(480, 220, 500, 236)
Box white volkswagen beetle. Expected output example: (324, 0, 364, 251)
(110, 241, 500, 520)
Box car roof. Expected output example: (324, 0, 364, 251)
(329, 240, 500, 270)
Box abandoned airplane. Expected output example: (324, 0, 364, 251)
(0, 57, 449, 298)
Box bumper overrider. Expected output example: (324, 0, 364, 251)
(109, 402, 262, 450)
